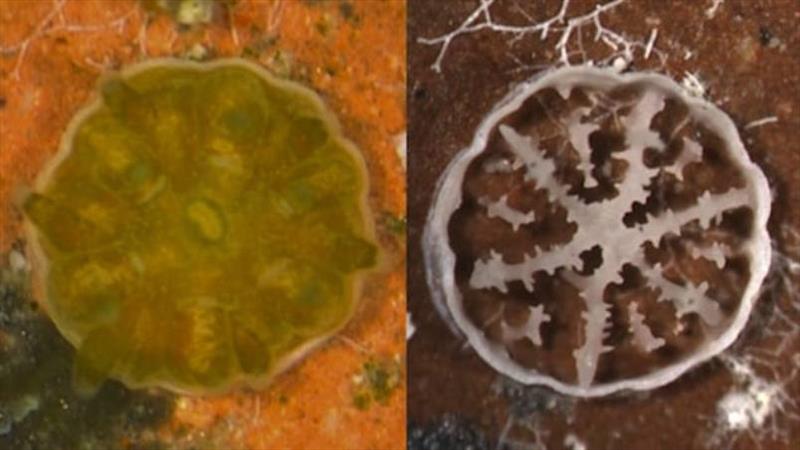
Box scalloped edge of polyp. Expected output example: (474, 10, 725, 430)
(22, 58, 381, 396)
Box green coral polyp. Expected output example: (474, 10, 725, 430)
(22, 59, 378, 394)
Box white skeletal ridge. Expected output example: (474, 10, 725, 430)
(423, 67, 772, 397)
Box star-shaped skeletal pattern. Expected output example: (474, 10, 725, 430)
(465, 87, 753, 388)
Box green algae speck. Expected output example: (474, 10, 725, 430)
(22, 59, 378, 394)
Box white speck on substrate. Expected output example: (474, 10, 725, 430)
(714, 355, 794, 436)
(565, 432, 588, 450)
(718, 389, 775, 430)
(611, 56, 628, 72)
(8, 250, 27, 273)
(185, 43, 209, 61)
(643, 28, 658, 60)
(744, 116, 779, 130)
(177, 0, 213, 25)
(681, 71, 707, 98)
(394, 132, 407, 171)
(705, 0, 725, 19)
(407, 312, 416, 340)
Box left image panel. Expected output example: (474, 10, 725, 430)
(0, 1, 406, 449)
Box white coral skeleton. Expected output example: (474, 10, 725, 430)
(423, 66, 771, 397)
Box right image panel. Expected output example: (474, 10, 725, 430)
(407, 1, 800, 449)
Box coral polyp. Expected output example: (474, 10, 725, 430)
(424, 67, 771, 397)
(22, 59, 377, 394)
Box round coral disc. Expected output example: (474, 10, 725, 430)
(23, 59, 378, 394)
(424, 66, 771, 397)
